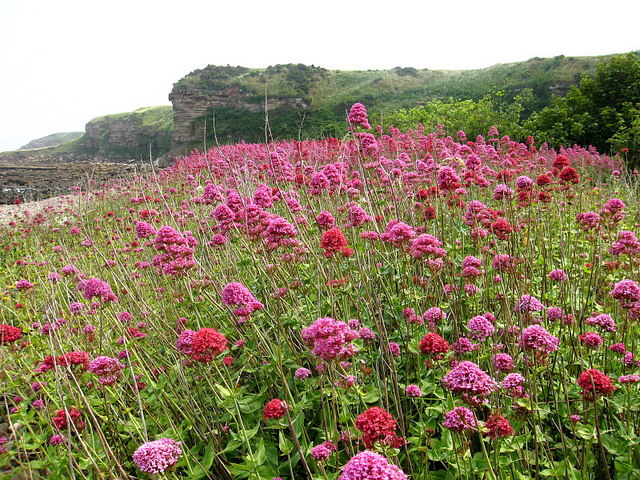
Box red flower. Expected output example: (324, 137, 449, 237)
(483, 413, 514, 438)
(190, 328, 228, 363)
(52, 408, 85, 431)
(263, 399, 289, 420)
(0, 324, 22, 344)
(577, 369, 616, 400)
(536, 174, 552, 186)
(552, 154, 570, 170)
(320, 228, 349, 258)
(490, 218, 512, 240)
(419, 333, 450, 360)
(56, 351, 90, 369)
(355, 407, 403, 448)
(559, 166, 580, 184)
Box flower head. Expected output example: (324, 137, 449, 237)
(442, 361, 497, 405)
(339, 451, 407, 480)
(419, 333, 450, 359)
(132, 438, 182, 474)
(301, 317, 359, 362)
(263, 399, 289, 420)
(355, 407, 403, 448)
(483, 413, 514, 438)
(0, 324, 22, 344)
(577, 369, 615, 400)
(442, 406, 477, 432)
(347, 103, 372, 130)
(518, 325, 559, 355)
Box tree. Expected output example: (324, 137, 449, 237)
(526, 52, 640, 168)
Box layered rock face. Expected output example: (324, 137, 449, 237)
(81, 106, 173, 160)
(169, 86, 308, 144)
(168, 64, 321, 146)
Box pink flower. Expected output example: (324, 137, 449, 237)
(515, 176, 533, 191)
(502, 373, 525, 389)
(221, 282, 263, 319)
(134, 221, 157, 239)
(518, 325, 559, 355)
(15, 279, 35, 291)
(405, 384, 423, 397)
(437, 167, 461, 191)
(547, 269, 568, 282)
(294, 367, 312, 380)
(452, 337, 478, 355)
(347, 103, 372, 130)
(467, 314, 495, 341)
(442, 361, 497, 405)
(311, 441, 336, 461)
(316, 211, 336, 229)
(339, 451, 407, 480)
(133, 438, 182, 474)
(347, 205, 373, 226)
(77, 278, 118, 303)
(409, 233, 446, 260)
(579, 332, 603, 348)
(152, 226, 197, 276)
(381, 220, 416, 245)
(492, 353, 514, 372)
(442, 406, 477, 432)
(301, 317, 359, 362)
(514, 295, 544, 313)
(585, 313, 616, 332)
(610, 279, 640, 308)
(88, 356, 125, 385)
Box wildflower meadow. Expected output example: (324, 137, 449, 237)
(1, 104, 640, 479)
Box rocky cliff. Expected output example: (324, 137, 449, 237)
(168, 64, 326, 146)
(80, 106, 173, 160)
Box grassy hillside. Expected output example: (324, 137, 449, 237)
(19, 132, 84, 150)
(170, 55, 612, 146)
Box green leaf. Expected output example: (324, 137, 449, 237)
(214, 383, 233, 399)
(278, 431, 294, 455)
(201, 445, 215, 471)
(362, 388, 380, 403)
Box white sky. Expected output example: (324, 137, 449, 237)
(1, 0, 638, 152)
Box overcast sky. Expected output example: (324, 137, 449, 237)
(1, 0, 638, 152)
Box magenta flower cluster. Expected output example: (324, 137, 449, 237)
(77, 278, 118, 303)
(442, 361, 497, 405)
(339, 451, 407, 480)
(88, 356, 125, 386)
(442, 406, 477, 432)
(347, 103, 372, 130)
(518, 325, 559, 355)
(301, 317, 359, 362)
(221, 282, 263, 321)
(132, 438, 182, 474)
(152, 226, 197, 276)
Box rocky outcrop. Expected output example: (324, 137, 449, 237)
(169, 86, 310, 146)
(169, 85, 308, 144)
(80, 106, 173, 160)
(168, 64, 324, 145)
